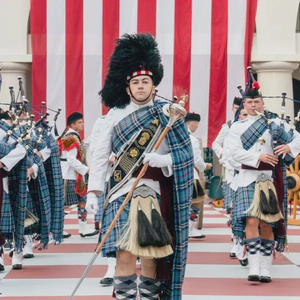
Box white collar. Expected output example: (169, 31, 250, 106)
(247, 114, 260, 121)
(129, 100, 154, 111)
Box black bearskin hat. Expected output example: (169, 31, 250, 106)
(100, 33, 164, 109)
(185, 112, 201, 123)
(67, 112, 83, 126)
(233, 97, 242, 106)
(244, 81, 262, 99)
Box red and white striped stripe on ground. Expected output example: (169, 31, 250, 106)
(30, 0, 257, 146)
(1, 204, 300, 299)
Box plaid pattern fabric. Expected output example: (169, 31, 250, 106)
(222, 182, 232, 214)
(0, 191, 15, 234)
(42, 133, 64, 243)
(95, 193, 105, 223)
(27, 153, 52, 248)
(260, 239, 275, 256)
(100, 195, 131, 256)
(240, 117, 268, 151)
(65, 180, 86, 206)
(0, 121, 28, 252)
(241, 116, 293, 165)
(139, 275, 162, 300)
(110, 101, 194, 299)
(244, 237, 261, 255)
(8, 157, 28, 252)
(113, 274, 137, 300)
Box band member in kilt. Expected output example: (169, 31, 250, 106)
(212, 97, 242, 257)
(185, 112, 211, 239)
(226, 82, 300, 282)
(59, 112, 98, 238)
(39, 122, 64, 245)
(89, 116, 116, 286)
(86, 33, 193, 299)
(0, 111, 26, 270)
(14, 111, 53, 259)
(221, 107, 249, 267)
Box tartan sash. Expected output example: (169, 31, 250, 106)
(110, 101, 194, 299)
(42, 133, 64, 243)
(241, 117, 268, 151)
(241, 116, 294, 165)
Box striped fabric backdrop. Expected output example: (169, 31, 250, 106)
(30, 0, 257, 147)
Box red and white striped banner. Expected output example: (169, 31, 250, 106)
(31, 0, 257, 146)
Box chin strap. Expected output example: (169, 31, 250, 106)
(129, 87, 153, 103)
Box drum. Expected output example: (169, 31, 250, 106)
(82, 134, 92, 167)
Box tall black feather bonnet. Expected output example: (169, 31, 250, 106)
(100, 33, 164, 109)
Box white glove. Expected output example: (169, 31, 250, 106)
(86, 193, 99, 215)
(143, 152, 172, 168)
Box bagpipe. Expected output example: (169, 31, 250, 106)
(0, 77, 62, 231)
(0, 77, 61, 150)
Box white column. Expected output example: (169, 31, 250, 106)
(0, 62, 31, 110)
(252, 62, 299, 119)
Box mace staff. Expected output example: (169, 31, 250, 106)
(69, 95, 188, 300)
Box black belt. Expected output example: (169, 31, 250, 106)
(60, 158, 67, 162)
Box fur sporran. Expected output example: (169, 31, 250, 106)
(116, 186, 173, 258)
(192, 179, 205, 205)
(245, 174, 283, 223)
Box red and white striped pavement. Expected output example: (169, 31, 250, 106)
(1, 202, 300, 299)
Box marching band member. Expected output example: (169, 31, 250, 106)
(226, 83, 300, 282)
(0, 110, 27, 270)
(185, 112, 212, 239)
(220, 107, 249, 267)
(212, 97, 242, 257)
(59, 112, 98, 238)
(86, 33, 193, 299)
(89, 116, 116, 286)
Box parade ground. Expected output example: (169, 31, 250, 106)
(1, 202, 300, 300)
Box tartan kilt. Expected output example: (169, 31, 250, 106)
(94, 194, 105, 223)
(99, 195, 130, 257)
(64, 180, 86, 206)
(232, 182, 277, 229)
(0, 191, 15, 235)
(222, 182, 232, 213)
(24, 192, 40, 235)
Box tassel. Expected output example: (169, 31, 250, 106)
(137, 204, 160, 247)
(268, 186, 280, 215)
(259, 188, 270, 215)
(151, 203, 173, 247)
(192, 181, 198, 198)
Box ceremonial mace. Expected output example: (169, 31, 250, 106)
(69, 95, 188, 299)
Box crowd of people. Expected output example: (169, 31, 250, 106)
(0, 32, 299, 299)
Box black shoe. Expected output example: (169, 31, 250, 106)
(63, 232, 72, 238)
(100, 277, 113, 285)
(189, 234, 206, 239)
(0, 264, 4, 272)
(80, 229, 99, 238)
(230, 252, 236, 258)
(12, 264, 22, 270)
(23, 253, 34, 259)
(248, 275, 260, 282)
(4, 241, 13, 250)
(260, 276, 272, 283)
(239, 258, 248, 267)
